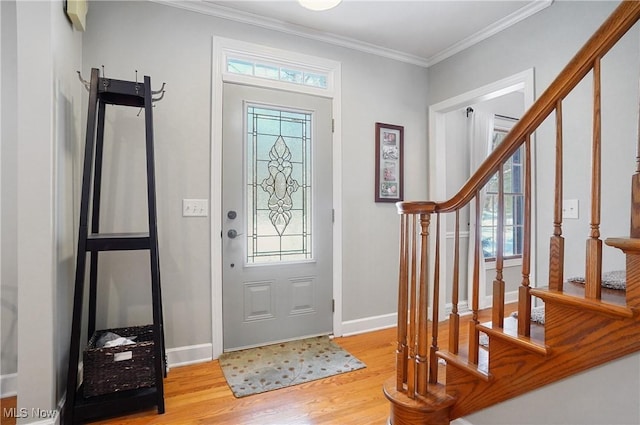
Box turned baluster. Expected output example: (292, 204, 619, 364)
(469, 195, 481, 365)
(429, 214, 441, 384)
(449, 210, 461, 354)
(416, 214, 431, 395)
(549, 100, 565, 291)
(395, 214, 409, 391)
(518, 135, 533, 336)
(492, 159, 506, 327)
(586, 57, 603, 300)
(406, 214, 418, 397)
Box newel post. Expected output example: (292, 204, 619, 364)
(384, 202, 454, 425)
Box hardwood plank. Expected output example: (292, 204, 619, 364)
(83, 328, 397, 425)
(1, 397, 16, 425)
(0, 305, 514, 425)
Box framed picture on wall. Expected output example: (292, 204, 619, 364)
(375, 122, 404, 202)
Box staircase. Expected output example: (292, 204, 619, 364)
(383, 2, 640, 423)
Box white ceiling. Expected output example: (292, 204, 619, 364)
(156, 0, 552, 67)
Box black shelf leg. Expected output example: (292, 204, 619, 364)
(88, 100, 106, 340)
(144, 75, 165, 413)
(64, 68, 100, 425)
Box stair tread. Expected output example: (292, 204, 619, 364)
(478, 317, 549, 356)
(437, 350, 491, 381)
(561, 280, 627, 305)
(605, 236, 640, 252)
(437, 311, 547, 378)
(531, 286, 634, 318)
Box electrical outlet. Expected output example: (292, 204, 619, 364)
(562, 199, 579, 219)
(183, 199, 209, 217)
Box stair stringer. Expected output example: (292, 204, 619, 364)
(445, 300, 640, 420)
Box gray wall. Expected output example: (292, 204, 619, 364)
(0, 0, 82, 416)
(51, 0, 83, 405)
(80, 0, 429, 354)
(429, 1, 635, 285)
(1, 0, 18, 380)
(430, 1, 640, 423)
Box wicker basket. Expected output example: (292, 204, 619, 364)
(83, 325, 156, 397)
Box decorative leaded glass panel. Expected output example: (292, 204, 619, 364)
(247, 106, 312, 263)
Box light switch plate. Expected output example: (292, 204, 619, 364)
(562, 199, 579, 219)
(183, 199, 209, 217)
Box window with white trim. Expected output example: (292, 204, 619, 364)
(481, 125, 525, 261)
(227, 57, 329, 89)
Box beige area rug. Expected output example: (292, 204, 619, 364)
(218, 336, 366, 398)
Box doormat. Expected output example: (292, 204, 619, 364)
(218, 336, 366, 398)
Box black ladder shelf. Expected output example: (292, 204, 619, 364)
(64, 68, 166, 424)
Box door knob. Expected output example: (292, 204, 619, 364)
(227, 229, 241, 239)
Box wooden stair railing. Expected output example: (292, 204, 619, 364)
(384, 2, 640, 424)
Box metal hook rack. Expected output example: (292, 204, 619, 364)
(77, 69, 167, 104)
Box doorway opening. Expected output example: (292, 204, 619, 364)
(428, 69, 535, 320)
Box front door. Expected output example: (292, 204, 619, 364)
(222, 82, 333, 351)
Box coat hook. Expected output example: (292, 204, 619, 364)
(152, 82, 166, 95)
(76, 71, 90, 91)
(152, 82, 166, 103)
(152, 90, 166, 103)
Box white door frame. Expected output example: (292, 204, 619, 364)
(428, 68, 536, 320)
(211, 37, 343, 358)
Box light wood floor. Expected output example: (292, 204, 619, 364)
(100, 328, 396, 425)
(1, 305, 514, 425)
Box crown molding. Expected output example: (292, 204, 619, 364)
(150, 0, 552, 69)
(427, 0, 553, 67)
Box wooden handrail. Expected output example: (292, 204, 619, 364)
(387, 4, 640, 423)
(398, 1, 640, 215)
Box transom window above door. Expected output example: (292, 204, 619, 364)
(227, 56, 329, 89)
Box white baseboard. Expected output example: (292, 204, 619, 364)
(341, 312, 397, 336)
(1, 372, 17, 398)
(445, 301, 471, 316)
(166, 343, 213, 366)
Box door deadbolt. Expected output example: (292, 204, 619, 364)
(227, 210, 237, 220)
